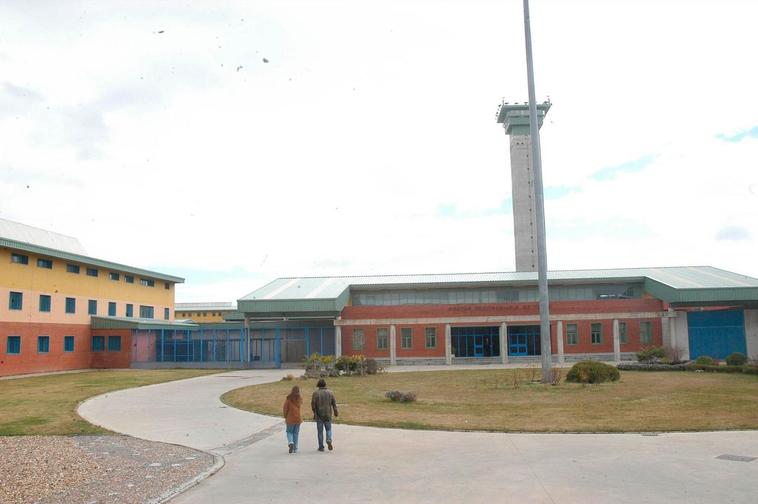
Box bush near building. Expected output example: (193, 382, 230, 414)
(565, 361, 620, 384)
(726, 352, 748, 366)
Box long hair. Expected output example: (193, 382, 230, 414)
(286, 385, 302, 404)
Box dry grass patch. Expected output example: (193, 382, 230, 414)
(0, 369, 222, 436)
(222, 369, 758, 432)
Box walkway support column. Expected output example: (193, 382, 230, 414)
(612, 319, 621, 363)
(445, 324, 452, 365)
(667, 316, 678, 360)
(334, 325, 342, 358)
(499, 322, 509, 364)
(390, 325, 397, 366)
(556, 320, 564, 364)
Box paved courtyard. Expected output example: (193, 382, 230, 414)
(78, 368, 758, 503)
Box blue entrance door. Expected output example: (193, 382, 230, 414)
(507, 326, 541, 356)
(688, 310, 746, 360)
(474, 335, 484, 357)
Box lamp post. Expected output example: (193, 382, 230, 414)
(522, 0, 553, 383)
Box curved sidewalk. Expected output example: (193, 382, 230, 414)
(79, 369, 758, 504)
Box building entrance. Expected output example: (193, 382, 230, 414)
(451, 326, 500, 358)
(507, 325, 541, 356)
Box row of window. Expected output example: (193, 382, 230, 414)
(565, 321, 653, 345)
(6, 291, 168, 319)
(351, 284, 641, 306)
(178, 311, 225, 317)
(5, 335, 121, 354)
(352, 327, 438, 351)
(10, 253, 169, 289)
(347, 321, 653, 350)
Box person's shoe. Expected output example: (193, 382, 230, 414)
(327, 440, 333, 451)
(288, 443, 294, 454)
(318, 447, 325, 452)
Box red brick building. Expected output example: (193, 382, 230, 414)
(238, 268, 758, 366)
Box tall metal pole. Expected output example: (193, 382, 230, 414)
(522, 0, 553, 382)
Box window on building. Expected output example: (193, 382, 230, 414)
(619, 322, 628, 344)
(125, 275, 134, 284)
(425, 327, 437, 348)
(164, 307, 170, 320)
(66, 263, 80, 274)
(566, 323, 578, 345)
(109, 272, 120, 281)
(640, 321, 653, 345)
(88, 300, 97, 315)
(39, 294, 51, 312)
(139, 305, 154, 319)
(140, 278, 155, 287)
(108, 302, 116, 316)
(9, 291, 23, 310)
(86, 268, 98, 277)
(37, 336, 50, 353)
(591, 323, 602, 344)
(7, 336, 21, 354)
(164, 282, 170, 290)
(65, 297, 76, 314)
(108, 336, 122, 352)
(352, 329, 365, 351)
(37, 258, 53, 269)
(353, 329, 366, 350)
(401, 328, 413, 349)
(11, 253, 29, 264)
(125, 304, 133, 317)
(64, 336, 75, 352)
(91, 335, 105, 352)
(376, 328, 389, 350)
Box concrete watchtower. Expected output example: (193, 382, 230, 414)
(496, 101, 551, 272)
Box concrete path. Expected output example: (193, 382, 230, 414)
(78, 368, 758, 504)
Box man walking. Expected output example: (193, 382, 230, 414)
(311, 378, 338, 452)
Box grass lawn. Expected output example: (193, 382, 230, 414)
(0, 369, 222, 436)
(222, 369, 758, 432)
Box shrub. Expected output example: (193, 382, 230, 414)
(742, 366, 758, 375)
(281, 374, 295, 381)
(637, 346, 667, 363)
(694, 355, 715, 366)
(617, 362, 687, 371)
(385, 390, 417, 402)
(365, 358, 384, 375)
(303, 353, 337, 378)
(726, 352, 747, 366)
(685, 364, 743, 373)
(566, 361, 620, 384)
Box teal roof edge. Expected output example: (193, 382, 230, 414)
(1, 237, 184, 283)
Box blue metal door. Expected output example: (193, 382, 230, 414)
(474, 335, 484, 357)
(509, 333, 527, 356)
(687, 310, 746, 360)
(508, 326, 541, 356)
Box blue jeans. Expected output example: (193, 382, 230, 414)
(316, 418, 332, 449)
(286, 423, 300, 452)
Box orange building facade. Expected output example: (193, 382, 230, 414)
(0, 218, 186, 377)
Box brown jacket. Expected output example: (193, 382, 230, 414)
(283, 396, 303, 425)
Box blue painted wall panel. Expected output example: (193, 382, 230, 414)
(687, 310, 746, 359)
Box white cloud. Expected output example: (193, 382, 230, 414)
(1, 0, 757, 302)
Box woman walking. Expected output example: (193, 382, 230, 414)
(283, 385, 303, 454)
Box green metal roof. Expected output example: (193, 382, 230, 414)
(237, 266, 758, 314)
(90, 316, 198, 330)
(0, 237, 184, 283)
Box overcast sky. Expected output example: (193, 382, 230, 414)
(1, 0, 757, 302)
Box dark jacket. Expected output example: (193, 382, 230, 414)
(311, 387, 338, 421)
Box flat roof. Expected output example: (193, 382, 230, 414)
(238, 266, 758, 314)
(175, 302, 236, 311)
(91, 316, 198, 330)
